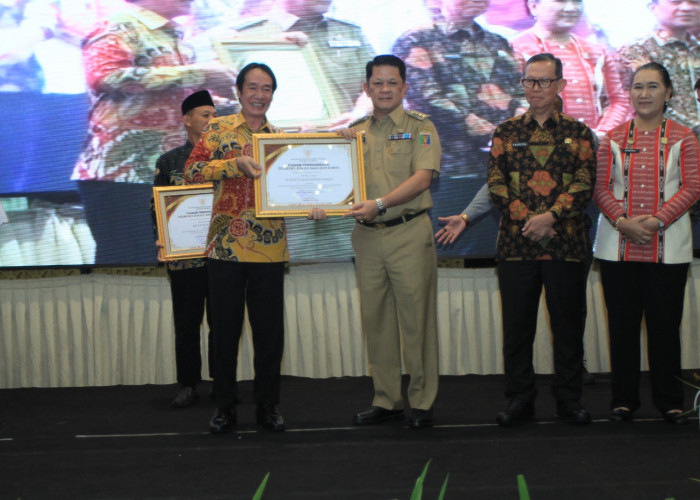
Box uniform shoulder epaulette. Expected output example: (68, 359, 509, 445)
(232, 17, 267, 31)
(348, 115, 371, 128)
(406, 110, 429, 121)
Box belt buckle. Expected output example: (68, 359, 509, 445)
(375, 222, 388, 229)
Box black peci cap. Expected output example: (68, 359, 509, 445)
(181, 90, 215, 115)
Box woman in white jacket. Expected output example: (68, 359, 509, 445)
(594, 61, 700, 425)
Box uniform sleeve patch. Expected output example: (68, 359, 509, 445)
(419, 132, 431, 147)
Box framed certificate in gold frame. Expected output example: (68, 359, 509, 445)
(152, 184, 213, 261)
(253, 133, 365, 217)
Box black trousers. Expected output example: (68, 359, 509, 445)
(497, 260, 587, 405)
(168, 266, 212, 387)
(207, 259, 285, 408)
(598, 260, 688, 414)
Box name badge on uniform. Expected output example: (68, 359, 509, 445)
(389, 133, 412, 140)
(512, 142, 528, 148)
(328, 39, 361, 48)
(622, 148, 640, 154)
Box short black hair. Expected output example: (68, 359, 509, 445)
(524, 52, 563, 80)
(695, 77, 700, 91)
(365, 54, 406, 83)
(236, 62, 277, 93)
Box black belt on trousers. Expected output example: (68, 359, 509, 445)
(357, 210, 426, 228)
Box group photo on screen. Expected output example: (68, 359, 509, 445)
(2, 0, 699, 267)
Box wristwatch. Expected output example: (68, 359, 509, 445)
(375, 198, 387, 216)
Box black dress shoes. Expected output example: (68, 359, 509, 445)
(353, 406, 404, 425)
(557, 402, 592, 425)
(407, 408, 433, 429)
(496, 399, 534, 427)
(664, 410, 688, 425)
(172, 386, 199, 408)
(209, 406, 236, 434)
(609, 407, 634, 422)
(256, 404, 286, 432)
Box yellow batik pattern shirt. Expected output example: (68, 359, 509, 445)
(184, 112, 288, 263)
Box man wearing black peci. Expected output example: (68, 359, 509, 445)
(153, 90, 218, 408)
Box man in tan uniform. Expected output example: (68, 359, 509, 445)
(342, 54, 441, 429)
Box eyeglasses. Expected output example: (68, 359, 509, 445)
(521, 78, 560, 89)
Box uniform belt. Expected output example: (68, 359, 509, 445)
(358, 210, 426, 229)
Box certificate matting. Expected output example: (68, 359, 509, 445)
(153, 184, 214, 260)
(253, 133, 365, 217)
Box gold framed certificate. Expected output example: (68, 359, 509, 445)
(253, 133, 365, 217)
(152, 184, 214, 261)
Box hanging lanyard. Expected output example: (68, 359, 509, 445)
(619, 119, 668, 261)
(656, 120, 668, 262)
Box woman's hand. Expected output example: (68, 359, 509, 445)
(618, 215, 655, 245)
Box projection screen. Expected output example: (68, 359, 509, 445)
(2, 0, 698, 267)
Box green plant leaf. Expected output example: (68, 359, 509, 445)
(252, 472, 270, 500)
(517, 474, 531, 500)
(410, 460, 432, 500)
(437, 473, 450, 500)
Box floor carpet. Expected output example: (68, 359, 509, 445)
(0, 373, 699, 499)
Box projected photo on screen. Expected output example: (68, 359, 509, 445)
(1, 0, 698, 267)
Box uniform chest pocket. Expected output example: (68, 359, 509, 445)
(388, 140, 413, 155)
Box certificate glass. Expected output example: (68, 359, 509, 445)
(253, 133, 365, 217)
(213, 40, 339, 130)
(152, 184, 214, 261)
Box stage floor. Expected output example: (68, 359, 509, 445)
(0, 373, 698, 499)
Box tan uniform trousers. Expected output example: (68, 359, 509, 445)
(351, 212, 439, 411)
